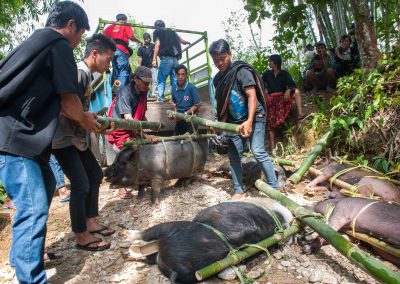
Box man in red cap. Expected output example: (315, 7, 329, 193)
(103, 13, 143, 91)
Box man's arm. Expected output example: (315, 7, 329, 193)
(240, 86, 257, 138)
(152, 39, 160, 68)
(129, 35, 143, 45)
(179, 36, 190, 45)
(138, 56, 142, 66)
(60, 93, 100, 132)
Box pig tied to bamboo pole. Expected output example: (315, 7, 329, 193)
(255, 179, 400, 284)
(166, 110, 240, 134)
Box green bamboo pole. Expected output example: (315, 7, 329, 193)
(195, 222, 302, 281)
(270, 157, 296, 167)
(96, 117, 164, 131)
(288, 131, 333, 184)
(122, 134, 216, 149)
(166, 110, 240, 133)
(343, 230, 400, 258)
(255, 179, 400, 284)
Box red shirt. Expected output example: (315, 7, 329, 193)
(103, 24, 134, 55)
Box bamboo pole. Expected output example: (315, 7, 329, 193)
(288, 131, 333, 184)
(166, 110, 240, 134)
(111, 80, 121, 93)
(122, 134, 216, 149)
(195, 222, 302, 281)
(255, 179, 400, 284)
(308, 167, 354, 190)
(343, 230, 400, 258)
(96, 117, 164, 131)
(270, 157, 296, 167)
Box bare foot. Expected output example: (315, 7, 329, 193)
(231, 193, 247, 200)
(86, 217, 115, 236)
(75, 231, 109, 249)
(118, 188, 133, 199)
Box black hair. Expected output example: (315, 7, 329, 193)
(268, 54, 282, 70)
(175, 64, 187, 74)
(143, 33, 151, 40)
(154, 20, 165, 28)
(209, 39, 230, 54)
(45, 1, 90, 31)
(340, 34, 352, 44)
(84, 34, 116, 58)
(306, 44, 313, 50)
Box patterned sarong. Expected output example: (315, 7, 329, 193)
(265, 92, 295, 130)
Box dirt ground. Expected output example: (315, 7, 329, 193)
(1, 152, 398, 284)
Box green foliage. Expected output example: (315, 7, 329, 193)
(252, 52, 269, 74)
(128, 20, 146, 71)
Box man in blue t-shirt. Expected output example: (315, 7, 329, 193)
(168, 64, 201, 135)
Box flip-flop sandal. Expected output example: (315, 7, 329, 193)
(90, 226, 115, 237)
(59, 195, 70, 203)
(75, 240, 111, 251)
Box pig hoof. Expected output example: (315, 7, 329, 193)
(303, 244, 313, 254)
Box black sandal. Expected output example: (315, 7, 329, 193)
(75, 240, 111, 251)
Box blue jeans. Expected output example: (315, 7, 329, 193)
(49, 154, 65, 190)
(157, 56, 178, 101)
(148, 67, 158, 98)
(112, 48, 130, 91)
(0, 153, 56, 284)
(227, 121, 279, 193)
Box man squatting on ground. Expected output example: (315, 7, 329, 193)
(209, 39, 279, 199)
(0, 2, 103, 283)
(167, 64, 201, 135)
(52, 34, 117, 252)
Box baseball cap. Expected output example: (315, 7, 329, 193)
(132, 66, 152, 83)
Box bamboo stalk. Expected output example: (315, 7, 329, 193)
(195, 222, 302, 281)
(343, 230, 400, 258)
(122, 134, 216, 149)
(166, 110, 240, 133)
(270, 157, 296, 167)
(288, 131, 333, 184)
(112, 80, 121, 93)
(255, 179, 400, 284)
(96, 117, 164, 131)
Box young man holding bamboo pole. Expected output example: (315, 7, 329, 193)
(0, 2, 100, 283)
(209, 39, 279, 199)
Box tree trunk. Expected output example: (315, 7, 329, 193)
(320, 7, 336, 47)
(350, 0, 381, 71)
(382, 0, 390, 52)
(313, 6, 328, 43)
(397, 0, 400, 43)
(306, 5, 317, 43)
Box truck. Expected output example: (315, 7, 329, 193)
(89, 20, 215, 166)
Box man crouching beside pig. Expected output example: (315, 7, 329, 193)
(209, 39, 279, 199)
(107, 66, 158, 199)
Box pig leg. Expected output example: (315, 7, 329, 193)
(304, 170, 333, 194)
(303, 208, 350, 254)
(150, 178, 164, 205)
(137, 185, 145, 199)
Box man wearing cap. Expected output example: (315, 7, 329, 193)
(152, 20, 190, 102)
(108, 66, 158, 199)
(103, 13, 143, 90)
(305, 41, 336, 92)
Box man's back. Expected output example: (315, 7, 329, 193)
(153, 29, 182, 59)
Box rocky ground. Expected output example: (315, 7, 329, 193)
(1, 152, 398, 284)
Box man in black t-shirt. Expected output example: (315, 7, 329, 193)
(0, 3, 100, 283)
(137, 33, 158, 98)
(209, 39, 279, 200)
(151, 20, 190, 102)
